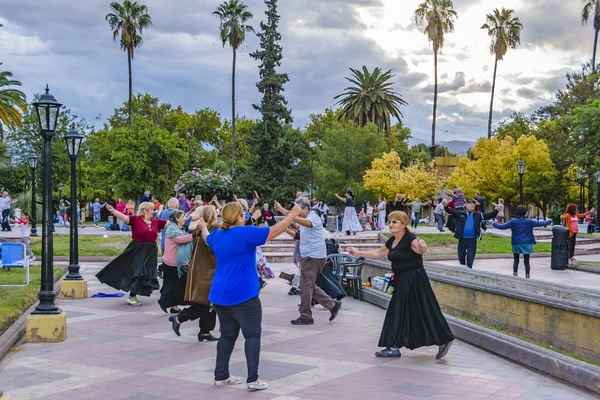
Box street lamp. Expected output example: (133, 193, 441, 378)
(595, 171, 600, 234)
(27, 153, 39, 237)
(58, 182, 63, 201)
(32, 85, 62, 315)
(576, 169, 587, 215)
(517, 160, 526, 205)
(64, 126, 83, 281)
(309, 142, 316, 202)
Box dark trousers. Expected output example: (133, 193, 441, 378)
(412, 212, 420, 228)
(569, 233, 577, 258)
(214, 296, 262, 383)
(458, 238, 477, 268)
(178, 303, 216, 334)
(1, 209, 11, 231)
(513, 254, 530, 275)
(434, 213, 444, 231)
(299, 257, 335, 319)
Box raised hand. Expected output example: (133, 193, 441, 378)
(252, 209, 262, 221)
(105, 204, 115, 213)
(290, 204, 303, 217)
(346, 247, 358, 256)
(416, 238, 427, 254)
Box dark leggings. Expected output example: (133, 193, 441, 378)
(177, 303, 217, 334)
(569, 233, 577, 258)
(214, 296, 262, 383)
(513, 253, 530, 275)
(130, 292, 136, 297)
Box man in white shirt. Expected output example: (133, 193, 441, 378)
(276, 198, 342, 325)
(0, 191, 14, 232)
(434, 199, 447, 232)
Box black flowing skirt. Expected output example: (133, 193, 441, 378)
(379, 267, 454, 349)
(158, 263, 187, 308)
(96, 241, 160, 297)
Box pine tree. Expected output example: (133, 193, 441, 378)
(245, 0, 309, 202)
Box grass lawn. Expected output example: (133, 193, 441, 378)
(385, 233, 553, 255)
(0, 266, 64, 335)
(30, 235, 135, 257)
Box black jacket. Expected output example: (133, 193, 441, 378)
(445, 206, 498, 240)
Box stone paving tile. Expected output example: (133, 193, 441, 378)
(1, 263, 598, 400)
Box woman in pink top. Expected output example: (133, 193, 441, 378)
(561, 204, 595, 262)
(159, 210, 194, 314)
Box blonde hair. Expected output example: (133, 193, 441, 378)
(221, 202, 244, 230)
(189, 205, 218, 231)
(387, 211, 414, 233)
(137, 201, 154, 216)
(499, 198, 504, 204)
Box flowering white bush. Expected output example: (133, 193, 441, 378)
(174, 168, 233, 197)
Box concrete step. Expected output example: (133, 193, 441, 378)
(266, 237, 381, 245)
(260, 242, 381, 253)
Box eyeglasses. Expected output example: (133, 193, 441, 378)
(389, 220, 402, 225)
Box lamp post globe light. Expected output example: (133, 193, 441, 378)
(517, 160, 526, 206)
(64, 126, 83, 280)
(58, 182, 63, 201)
(31, 85, 62, 315)
(27, 153, 39, 237)
(595, 171, 600, 234)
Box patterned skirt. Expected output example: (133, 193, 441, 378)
(342, 207, 363, 233)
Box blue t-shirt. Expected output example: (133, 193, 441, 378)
(207, 225, 269, 306)
(158, 209, 175, 251)
(463, 212, 476, 239)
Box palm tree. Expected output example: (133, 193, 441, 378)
(106, 0, 152, 128)
(414, 0, 457, 158)
(334, 66, 408, 137)
(481, 8, 522, 138)
(214, 0, 254, 177)
(0, 65, 27, 142)
(582, 0, 600, 72)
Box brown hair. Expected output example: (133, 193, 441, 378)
(221, 202, 244, 230)
(200, 205, 218, 227)
(387, 211, 414, 233)
(566, 204, 577, 216)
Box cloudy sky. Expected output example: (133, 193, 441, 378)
(0, 0, 595, 142)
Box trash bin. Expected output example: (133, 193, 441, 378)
(14, 208, 21, 219)
(551, 225, 570, 270)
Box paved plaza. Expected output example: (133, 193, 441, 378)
(0, 262, 597, 400)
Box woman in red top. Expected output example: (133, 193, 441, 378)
(561, 204, 595, 262)
(96, 202, 167, 306)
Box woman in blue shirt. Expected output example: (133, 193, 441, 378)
(197, 201, 301, 391)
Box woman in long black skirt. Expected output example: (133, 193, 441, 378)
(347, 210, 454, 359)
(96, 202, 166, 306)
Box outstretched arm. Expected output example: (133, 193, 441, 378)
(335, 194, 347, 203)
(346, 244, 389, 260)
(106, 204, 130, 225)
(267, 205, 302, 241)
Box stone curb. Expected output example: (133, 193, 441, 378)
(0, 267, 66, 363)
(575, 263, 600, 275)
(446, 316, 600, 395)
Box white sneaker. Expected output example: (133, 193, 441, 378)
(214, 376, 242, 386)
(247, 379, 269, 390)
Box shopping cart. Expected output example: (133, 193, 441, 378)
(0, 242, 30, 286)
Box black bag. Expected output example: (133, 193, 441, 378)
(325, 238, 340, 255)
(317, 261, 347, 300)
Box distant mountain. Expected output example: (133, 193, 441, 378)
(408, 137, 475, 156)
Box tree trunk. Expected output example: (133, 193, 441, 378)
(487, 57, 499, 139)
(593, 26, 599, 73)
(431, 50, 438, 159)
(0, 123, 3, 142)
(127, 48, 133, 129)
(231, 46, 237, 177)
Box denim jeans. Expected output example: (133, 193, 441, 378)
(1, 209, 11, 231)
(434, 213, 445, 231)
(214, 296, 262, 383)
(458, 238, 477, 268)
(93, 211, 101, 225)
(58, 215, 66, 228)
(412, 212, 420, 228)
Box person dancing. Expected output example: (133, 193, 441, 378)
(197, 201, 302, 391)
(561, 204, 595, 263)
(346, 211, 454, 359)
(335, 190, 363, 235)
(96, 202, 165, 306)
(169, 206, 220, 342)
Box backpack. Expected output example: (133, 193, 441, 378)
(111, 222, 120, 231)
(104, 222, 113, 230)
(121, 224, 130, 232)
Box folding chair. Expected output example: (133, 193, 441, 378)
(0, 242, 30, 286)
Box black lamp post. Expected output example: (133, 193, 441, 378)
(576, 169, 587, 215)
(58, 182, 63, 202)
(32, 85, 62, 315)
(64, 126, 83, 280)
(517, 160, 526, 205)
(309, 142, 316, 202)
(27, 153, 39, 237)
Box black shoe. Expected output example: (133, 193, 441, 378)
(329, 300, 342, 321)
(169, 307, 180, 314)
(259, 279, 267, 290)
(288, 288, 300, 295)
(436, 341, 453, 359)
(158, 301, 168, 314)
(345, 231, 351, 236)
(157, 269, 163, 279)
(290, 317, 314, 325)
(169, 315, 181, 336)
(198, 333, 219, 342)
(375, 348, 401, 358)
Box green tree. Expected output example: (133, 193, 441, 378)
(414, 0, 458, 157)
(0, 66, 27, 142)
(481, 8, 522, 138)
(571, 99, 600, 207)
(334, 66, 408, 137)
(106, 0, 152, 128)
(582, 0, 600, 72)
(214, 0, 254, 177)
(494, 112, 534, 140)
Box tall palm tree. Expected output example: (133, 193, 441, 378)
(481, 8, 522, 138)
(0, 65, 27, 142)
(414, 0, 457, 158)
(214, 0, 254, 177)
(106, 0, 152, 128)
(582, 0, 600, 72)
(334, 66, 408, 137)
